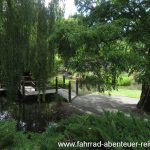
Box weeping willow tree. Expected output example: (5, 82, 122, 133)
(0, 0, 61, 100)
(0, 0, 4, 84)
(48, 0, 65, 76)
(33, 0, 49, 100)
(1, 0, 27, 98)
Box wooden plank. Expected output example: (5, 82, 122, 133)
(0, 88, 6, 92)
(25, 89, 55, 96)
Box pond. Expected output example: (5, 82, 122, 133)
(0, 96, 77, 133)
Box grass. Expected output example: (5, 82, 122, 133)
(0, 112, 150, 150)
(77, 85, 141, 99)
(107, 73, 141, 98)
(74, 85, 141, 98)
(103, 87, 141, 98)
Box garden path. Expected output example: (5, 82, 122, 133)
(71, 94, 139, 114)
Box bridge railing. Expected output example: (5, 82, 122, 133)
(0, 76, 80, 102)
(55, 76, 79, 102)
(20, 76, 79, 102)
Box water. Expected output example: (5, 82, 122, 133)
(0, 97, 63, 132)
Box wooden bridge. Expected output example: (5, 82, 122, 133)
(20, 86, 76, 101)
(0, 76, 79, 102)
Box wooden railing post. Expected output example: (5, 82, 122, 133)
(56, 77, 58, 93)
(19, 82, 21, 91)
(76, 78, 79, 96)
(22, 80, 25, 97)
(63, 75, 65, 88)
(68, 81, 71, 102)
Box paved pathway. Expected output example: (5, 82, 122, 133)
(71, 94, 139, 115)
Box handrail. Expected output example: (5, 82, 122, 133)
(1, 75, 79, 102)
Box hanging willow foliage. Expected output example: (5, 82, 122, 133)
(33, 0, 49, 101)
(0, 0, 4, 83)
(0, 0, 60, 100)
(47, 0, 63, 77)
(2, 0, 24, 98)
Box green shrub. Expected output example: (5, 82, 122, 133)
(0, 120, 16, 149)
(117, 74, 132, 86)
(0, 112, 150, 150)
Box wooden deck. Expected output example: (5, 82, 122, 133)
(0, 88, 6, 92)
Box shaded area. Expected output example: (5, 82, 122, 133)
(71, 94, 139, 115)
(0, 97, 82, 132)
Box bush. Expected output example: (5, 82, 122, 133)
(117, 74, 132, 86)
(0, 120, 16, 149)
(0, 112, 150, 150)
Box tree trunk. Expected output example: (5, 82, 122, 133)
(137, 84, 150, 112)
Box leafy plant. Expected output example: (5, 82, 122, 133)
(0, 112, 150, 150)
(0, 120, 16, 149)
(117, 74, 132, 86)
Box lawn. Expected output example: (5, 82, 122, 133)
(104, 87, 141, 98)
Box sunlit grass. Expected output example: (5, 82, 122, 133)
(104, 88, 141, 98)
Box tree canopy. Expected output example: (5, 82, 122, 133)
(52, 0, 150, 111)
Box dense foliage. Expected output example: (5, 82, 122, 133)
(0, 112, 150, 150)
(0, 0, 62, 99)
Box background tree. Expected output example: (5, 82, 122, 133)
(50, 18, 83, 68)
(53, 1, 131, 92)
(47, 0, 64, 76)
